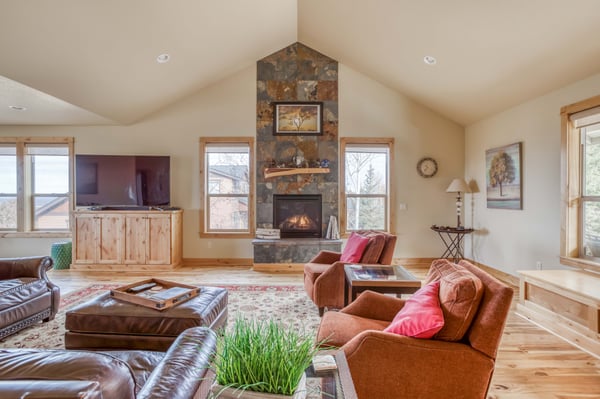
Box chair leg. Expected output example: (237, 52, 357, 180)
(318, 307, 324, 317)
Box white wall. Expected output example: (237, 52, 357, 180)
(464, 72, 600, 276)
(340, 65, 464, 256)
(0, 62, 464, 260)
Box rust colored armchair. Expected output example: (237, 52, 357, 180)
(304, 231, 396, 316)
(316, 260, 514, 399)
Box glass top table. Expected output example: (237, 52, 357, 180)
(344, 264, 422, 306)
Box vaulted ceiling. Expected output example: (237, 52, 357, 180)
(2, 0, 600, 126)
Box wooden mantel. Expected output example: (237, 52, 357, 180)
(264, 167, 330, 179)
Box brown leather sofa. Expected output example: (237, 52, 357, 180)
(304, 231, 397, 315)
(0, 256, 60, 339)
(0, 326, 216, 399)
(316, 259, 514, 399)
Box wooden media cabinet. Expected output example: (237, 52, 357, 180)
(71, 209, 183, 271)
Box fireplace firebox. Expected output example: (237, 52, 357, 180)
(273, 194, 322, 238)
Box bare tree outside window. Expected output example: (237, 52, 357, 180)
(345, 148, 388, 231)
(0, 199, 17, 229)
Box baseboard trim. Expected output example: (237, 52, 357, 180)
(252, 263, 304, 273)
(182, 258, 253, 267)
(468, 259, 519, 287)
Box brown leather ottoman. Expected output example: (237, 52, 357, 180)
(65, 286, 227, 351)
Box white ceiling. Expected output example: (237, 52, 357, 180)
(1, 0, 600, 127)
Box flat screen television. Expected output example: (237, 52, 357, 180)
(75, 155, 170, 207)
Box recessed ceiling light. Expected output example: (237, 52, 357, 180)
(8, 105, 26, 111)
(423, 55, 437, 65)
(156, 53, 170, 64)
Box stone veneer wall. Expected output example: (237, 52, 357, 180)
(256, 42, 339, 236)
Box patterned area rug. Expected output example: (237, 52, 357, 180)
(0, 284, 321, 349)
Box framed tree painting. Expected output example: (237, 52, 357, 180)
(273, 102, 322, 135)
(486, 142, 522, 209)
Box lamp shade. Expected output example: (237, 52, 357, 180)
(446, 178, 470, 193)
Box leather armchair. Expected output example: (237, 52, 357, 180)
(304, 231, 396, 315)
(0, 256, 60, 339)
(316, 260, 514, 399)
(0, 326, 216, 399)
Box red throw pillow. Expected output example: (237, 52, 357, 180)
(383, 281, 445, 339)
(340, 233, 370, 262)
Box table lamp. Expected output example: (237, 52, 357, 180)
(446, 178, 470, 228)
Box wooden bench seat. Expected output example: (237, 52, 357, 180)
(517, 269, 600, 358)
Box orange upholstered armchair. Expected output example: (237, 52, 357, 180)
(304, 231, 396, 316)
(315, 260, 514, 399)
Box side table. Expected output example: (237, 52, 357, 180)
(431, 226, 474, 262)
(344, 264, 421, 306)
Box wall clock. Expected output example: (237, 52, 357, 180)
(417, 157, 438, 178)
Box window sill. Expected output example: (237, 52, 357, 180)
(0, 231, 72, 239)
(560, 256, 600, 274)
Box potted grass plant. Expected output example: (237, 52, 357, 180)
(210, 317, 321, 399)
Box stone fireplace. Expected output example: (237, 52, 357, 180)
(253, 42, 341, 267)
(273, 194, 322, 238)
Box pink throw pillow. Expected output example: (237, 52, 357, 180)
(340, 233, 370, 262)
(383, 281, 445, 339)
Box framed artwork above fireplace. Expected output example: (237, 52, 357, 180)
(273, 102, 322, 135)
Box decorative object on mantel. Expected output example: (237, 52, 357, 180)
(325, 216, 340, 240)
(446, 178, 471, 228)
(264, 167, 330, 179)
(486, 142, 522, 210)
(273, 102, 323, 136)
(268, 157, 330, 169)
(256, 228, 281, 239)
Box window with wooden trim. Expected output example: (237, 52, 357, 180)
(561, 96, 600, 272)
(0, 137, 73, 233)
(199, 137, 255, 237)
(340, 138, 394, 235)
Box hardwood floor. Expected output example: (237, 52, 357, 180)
(47, 264, 600, 399)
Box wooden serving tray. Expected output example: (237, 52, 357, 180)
(110, 278, 200, 310)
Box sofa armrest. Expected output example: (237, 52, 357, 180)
(137, 327, 217, 399)
(342, 331, 494, 399)
(309, 250, 342, 264)
(0, 256, 53, 280)
(340, 290, 406, 321)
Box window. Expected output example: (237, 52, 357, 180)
(199, 137, 254, 237)
(0, 137, 73, 234)
(0, 144, 17, 229)
(340, 138, 394, 235)
(561, 96, 600, 272)
(581, 123, 600, 260)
